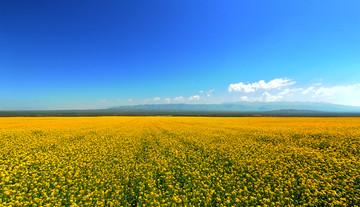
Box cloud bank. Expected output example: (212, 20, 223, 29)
(228, 78, 295, 93)
(188, 95, 200, 101)
(173, 96, 185, 102)
(228, 78, 360, 106)
(116, 78, 359, 107)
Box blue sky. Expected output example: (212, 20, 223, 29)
(1, 0, 360, 109)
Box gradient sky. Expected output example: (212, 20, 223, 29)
(1, 0, 360, 109)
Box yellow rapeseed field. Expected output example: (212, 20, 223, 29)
(0, 117, 359, 206)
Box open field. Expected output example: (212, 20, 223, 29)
(1, 117, 359, 206)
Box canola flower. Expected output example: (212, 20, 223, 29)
(0, 117, 359, 206)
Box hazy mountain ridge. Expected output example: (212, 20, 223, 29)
(109, 101, 360, 113)
(1, 102, 360, 117)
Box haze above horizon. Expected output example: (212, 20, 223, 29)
(1, 1, 360, 110)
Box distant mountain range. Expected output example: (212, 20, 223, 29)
(108, 101, 360, 113)
(1, 102, 360, 117)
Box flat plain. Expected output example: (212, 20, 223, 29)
(1, 117, 359, 206)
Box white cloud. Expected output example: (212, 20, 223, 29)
(165, 98, 171, 103)
(228, 82, 256, 93)
(279, 88, 290, 96)
(314, 84, 360, 97)
(207, 89, 215, 94)
(309, 84, 360, 106)
(188, 95, 200, 101)
(199, 89, 214, 96)
(236, 88, 302, 102)
(302, 87, 315, 94)
(279, 88, 303, 96)
(128, 98, 133, 102)
(256, 92, 283, 102)
(240, 96, 249, 101)
(228, 78, 295, 93)
(315, 86, 345, 97)
(206, 89, 214, 96)
(173, 96, 185, 102)
(226, 77, 360, 106)
(100, 99, 107, 103)
(153, 97, 160, 101)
